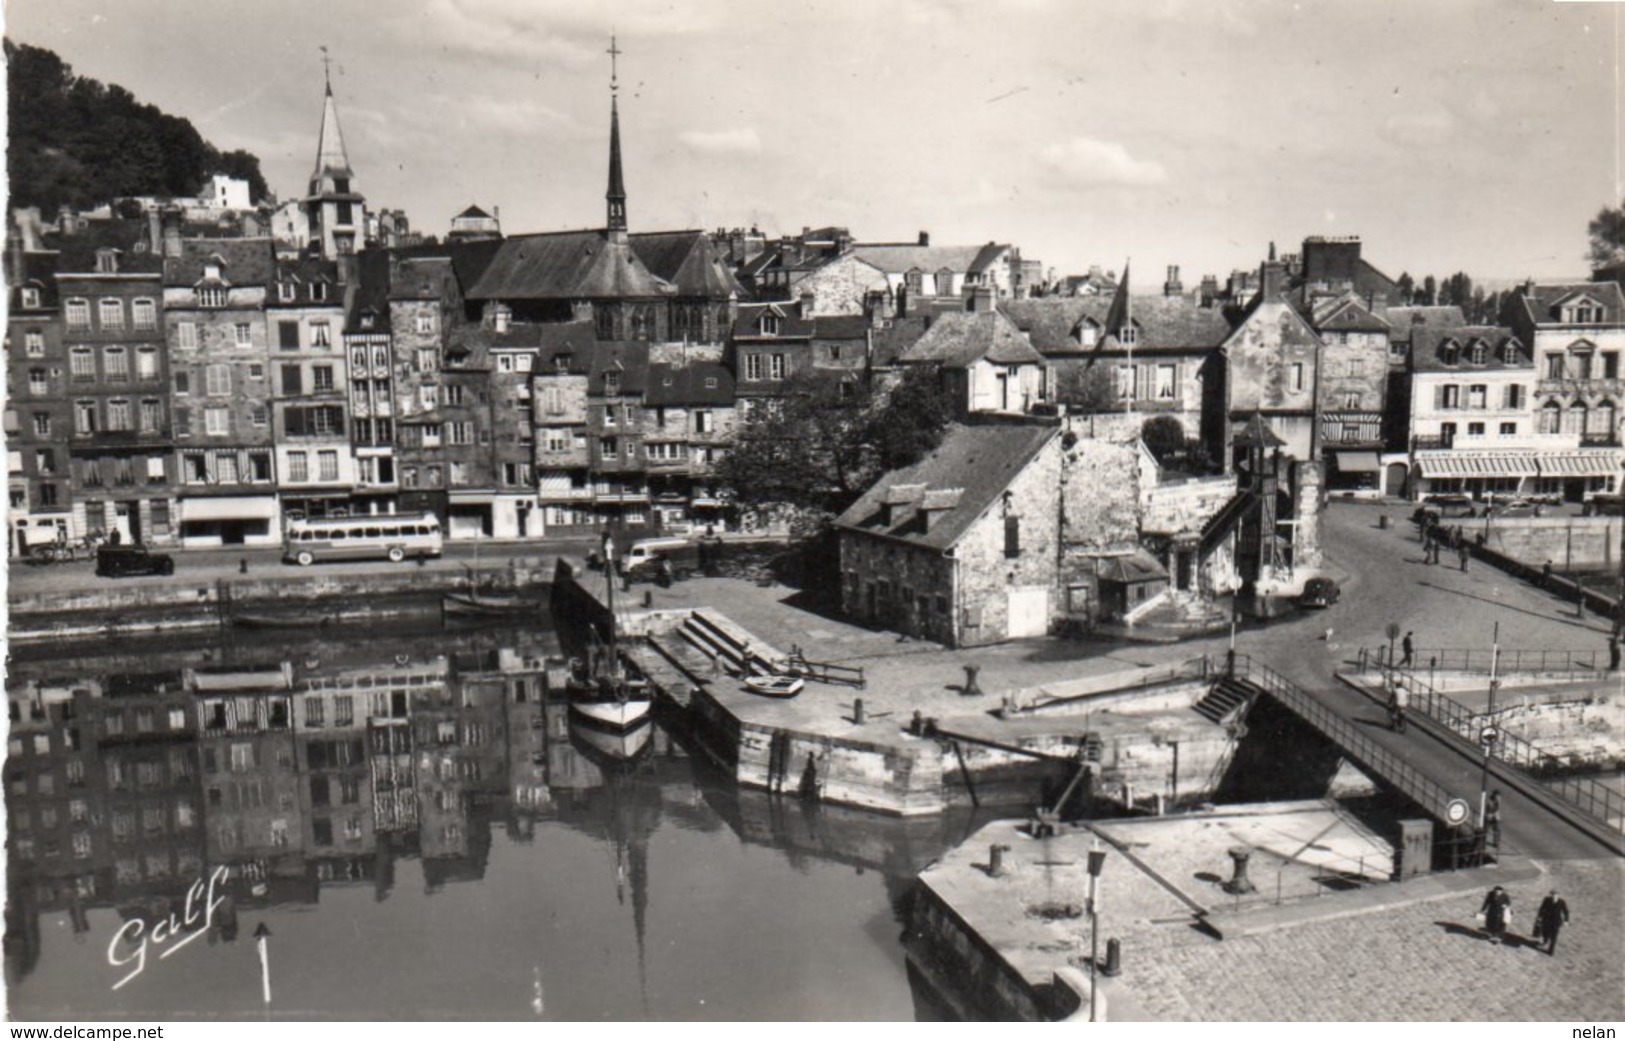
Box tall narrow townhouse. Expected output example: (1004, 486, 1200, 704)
(642, 358, 736, 532)
(588, 343, 651, 528)
(163, 238, 281, 547)
(57, 242, 174, 546)
(6, 247, 73, 554)
(344, 250, 398, 515)
(267, 257, 353, 520)
(530, 333, 594, 536)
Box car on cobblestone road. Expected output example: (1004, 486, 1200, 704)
(94, 545, 175, 578)
(1297, 577, 1341, 609)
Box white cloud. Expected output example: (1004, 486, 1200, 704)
(1038, 137, 1167, 188)
(679, 128, 762, 155)
(401, 0, 724, 65)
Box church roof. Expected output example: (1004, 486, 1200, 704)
(630, 231, 744, 298)
(468, 229, 673, 301)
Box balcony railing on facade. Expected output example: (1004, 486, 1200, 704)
(1536, 376, 1625, 396)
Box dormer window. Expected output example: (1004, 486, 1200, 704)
(1501, 338, 1522, 363)
(312, 282, 327, 302)
(493, 306, 511, 334)
(1562, 299, 1603, 324)
(604, 372, 621, 396)
(204, 263, 222, 281)
(1469, 340, 1488, 365)
(1074, 321, 1099, 348)
(360, 313, 376, 330)
(19, 287, 40, 309)
(198, 286, 227, 308)
(758, 314, 780, 337)
(1441, 340, 1460, 366)
(554, 354, 570, 373)
(1119, 325, 1137, 346)
(95, 249, 119, 274)
(278, 282, 296, 303)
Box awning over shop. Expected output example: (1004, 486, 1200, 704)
(1333, 451, 1382, 473)
(1536, 450, 1625, 478)
(1097, 549, 1169, 585)
(448, 491, 497, 505)
(178, 496, 278, 522)
(1414, 452, 1539, 479)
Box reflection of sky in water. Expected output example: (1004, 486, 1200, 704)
(5, 626, 976, 1021)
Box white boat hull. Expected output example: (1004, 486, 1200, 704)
(570, 698, 654, 731)
(571, 718, 654, 761)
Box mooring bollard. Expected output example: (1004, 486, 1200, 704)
(910, 710, 924, 736)
(989, 843, 1010, 878)
(853, 698, 865, 725)
(239, 558, 249, 574)
(642, 590, 653, 608)
(1102, 938, 1123, 977)
(1223, 846, 1257, 894)
(963, 664, 983, 696)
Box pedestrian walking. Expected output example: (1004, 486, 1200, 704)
(1458, 542, 1470, 572)
(1479, 885, 1512, 944)
(1533, 890, 1570, 956)
(1542, 560, 1553, 589)
(1609, 636, 1621, 672)
(1400, 631, 1414, 668)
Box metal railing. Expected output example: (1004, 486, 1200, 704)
(1213, 654, 1454, 822)
(1355, 646, 1602, 678)
(1349, 662, 1625, 835)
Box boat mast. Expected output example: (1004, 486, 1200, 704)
(602, 532, 622, 683)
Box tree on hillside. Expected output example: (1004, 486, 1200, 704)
(1589, 198, 1625, 270)
(6, 39, 266, 213)
(1396, 272, 1415, 306)
(1421, 275, 1438, 306)
(715, 367, 954, 535)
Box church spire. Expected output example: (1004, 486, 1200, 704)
(312, 47, 353, 184)
(605, 34, 628, 241)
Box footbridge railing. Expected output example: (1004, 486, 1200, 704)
(1211, 654, 1455, 823)
(1355, 645, 1603, 681)
(1347, 662, 1625, 835)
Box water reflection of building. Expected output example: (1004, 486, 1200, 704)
(190, 664, 303, 884)
(291, 660, 376, 865)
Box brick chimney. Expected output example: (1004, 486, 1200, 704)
(1199, 274, 1219, 308)
(918, 230, 930, 247)
(1163, 265, 1183, 298)
(799, 289, 816, 317)
(1260, 244, 1287, 301)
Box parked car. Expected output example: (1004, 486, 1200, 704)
(621, 537, 703, 581)
(1422, 493, 1478, 518)
(95, 544, 175, 578)
(1584, 493, 1624, 517)
(1297, 577, 1341, 609)
(1485, 497, 1541, 518)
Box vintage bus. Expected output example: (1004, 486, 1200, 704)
(282, 512, 444, 566)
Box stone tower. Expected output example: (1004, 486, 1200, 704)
(303, 61, 364, 259)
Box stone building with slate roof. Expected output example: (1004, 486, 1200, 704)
(895, 310, 1049, 418)
(6, 246, 72, 554)
(162, 237, 282, 547)
(267, 257, 353, 521)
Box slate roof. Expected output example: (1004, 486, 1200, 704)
(1411, 325, 1530, 373)
(162, 237, 277, 287)
(870, 316, 931, 366)
(468, 230, 672, 301)
(456, 205, 493, 219)
(834, 422, 1058, 550)
(1381, 306, 1467, 346)
(733, 301, 813, 338)
(1001, 296, 1231, 354)
(812, 315, 871, 340)
(9, 251, 61, 309)
(1303, 293, 1391, 333)
(645, 362, 735, 406)
(346, 249, 393, 333)
(1512, 281, 1625, 324)
(630, 231, 744, 299)
(389, 255, 455, 301)
(587, 341, 651, 395)
(850, 243, 991, 275)
(391, 238, 505, 295)
(50, 218, 165, 275)
(897, 310, 1043, 367)
(1232, 413, 1286, 448)
(525, 321, 598, 374)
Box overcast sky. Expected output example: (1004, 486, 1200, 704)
(6, 0, 1622, 288)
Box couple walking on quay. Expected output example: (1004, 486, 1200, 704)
(1479, 886, 1571, 955)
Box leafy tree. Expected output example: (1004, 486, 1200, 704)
(1421, 275, 1438, 306)
(715, 367, 954, 534)
(1140, 416, 1185, 464)
(1054, 360, 1119, 412)
(1587, 198, 1625, 270)
(5, 39, 265, 213)
(1396, 272, 1415, 306)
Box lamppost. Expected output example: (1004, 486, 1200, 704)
(1086, 840, 1108, 1023)
(1479, 621, 1501, 835)
(1385, 622, 1401, 684)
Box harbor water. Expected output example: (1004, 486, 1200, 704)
(3, 619, 996, 1020)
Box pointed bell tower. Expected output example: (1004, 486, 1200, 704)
(303, 50, 365, 259)
(605, 34, 628, 244)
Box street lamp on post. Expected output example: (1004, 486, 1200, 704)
(1385, 622, 1401, 684)
(1086, 841, 1108, 1023)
